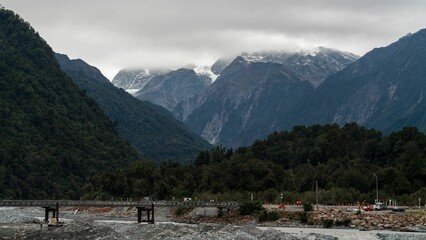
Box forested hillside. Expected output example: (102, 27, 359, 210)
(55, 54, 211, 162)
(87, 124, 426, 205)
(0, 8, 139, 199)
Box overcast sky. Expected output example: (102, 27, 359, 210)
(2, 0, 426, 79)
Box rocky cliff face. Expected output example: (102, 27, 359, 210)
(288, 29, 426, 134)
(135, 68, 211, 112)
(184, 57, 315, 147)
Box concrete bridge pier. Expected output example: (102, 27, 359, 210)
(43, 202, 59, 223)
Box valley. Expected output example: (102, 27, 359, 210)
(1, 2, 426, 239)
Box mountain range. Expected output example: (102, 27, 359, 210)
(220, 47, 359, 87)
(112, 48, 359, 147)
(179, 48, 359, 147)
(55, 54, 211, 163)
(114, 30, 426, 148)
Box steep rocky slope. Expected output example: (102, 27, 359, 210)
(184, 57, 314, 147)
(135, 68, 211, 112)
(288, 29, 426, 133)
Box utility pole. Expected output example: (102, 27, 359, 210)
(373, 173, 378, 203)
(315, 180, 318, 210)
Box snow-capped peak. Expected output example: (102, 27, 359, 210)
(192, 65, 218, 82)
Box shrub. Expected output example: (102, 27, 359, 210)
(217, 208, 224, 218)
(335, 219, 351, 226)
(303, 202, 313, 212)
(258, 210, 280, 222)
(239, 201, 264, 215)
(322, 219, 333, 228)
(258, 210, 268, 222)
(300, 211, 308, 223)
(342, 219, 351, 226)
(267, 211, 280, 221)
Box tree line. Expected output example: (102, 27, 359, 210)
(86, 123, 426, 205)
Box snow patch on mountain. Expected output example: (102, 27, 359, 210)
(239, 47, 359, 87)
(112, 68, 168, 92)
(193, 65, 218, 82)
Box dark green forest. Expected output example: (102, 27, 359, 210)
(87, 123, 426, 205)
(0, 7, 139, 199)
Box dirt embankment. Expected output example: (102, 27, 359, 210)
(311, 208, 426, 231)
(174, 206, 426, 232)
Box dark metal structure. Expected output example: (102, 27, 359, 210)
(136, 204, 154, 224)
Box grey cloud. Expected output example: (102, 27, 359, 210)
(2, 0, 426, 79)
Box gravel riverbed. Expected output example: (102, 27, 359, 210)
(0, 207, 425, 240)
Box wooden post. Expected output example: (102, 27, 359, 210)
(56, 202, 59, 222)
(151, 204, 154, 224)
(316, 180, 318, 210)
(44, 207, 49, 223)
(137, 207, 142, 223)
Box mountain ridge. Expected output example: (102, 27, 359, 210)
(286, 28, 426, 134)
(55, 53, 212, 163)
(184, 57, 315, 147)
(135, 68, 211, 112)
